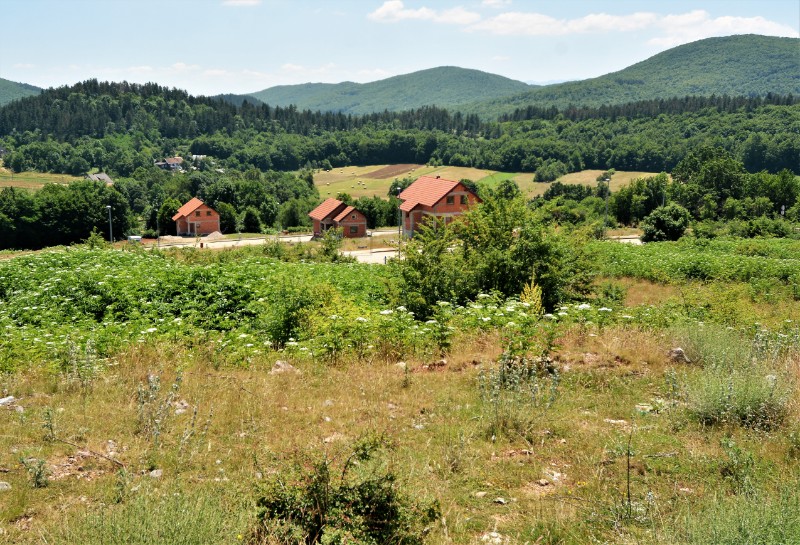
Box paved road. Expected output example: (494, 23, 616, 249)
(345, 248, 400, 264)
(146, 229, 402, 263)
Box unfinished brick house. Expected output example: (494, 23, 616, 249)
(397, 175, 481, 236)
(308, 198, 367, 238)
(172, 197, 220, 236)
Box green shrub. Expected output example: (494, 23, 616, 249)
(253, 436, 440, 544)
(641, 203, 691, 242)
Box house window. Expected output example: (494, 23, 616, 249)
(349, 226, 358, 234)
(446, 195, 455, 204)
(195, 211, 201, 217)
(351, 214, 357, 219)
(460, 195, 468, 205)
(206, 211, 212, 216)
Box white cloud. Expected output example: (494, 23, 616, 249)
(482, 0, 511, 7)
(281, 63, 306, 73)
(128, 65, 154, 73)
(649, 11, 800, 47)
(221, 0, 261, 6)
(491, 55, 510, 61)
(368, 1, 480, 25)
(13, 63, 35, 69)
(468, 11, 657, 35)
(203, 69, 230, 77)
(465, 8, 798, 46)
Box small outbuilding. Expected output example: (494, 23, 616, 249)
(86, 172, 114, 185)
(308, 198, 367, 238)
(172, 197, 220, 236)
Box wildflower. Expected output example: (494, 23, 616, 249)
(356, 316, 368, 322)
(598, 307, 612, 312)
(329, 314, 340, 320)
(425, 319, 437, 325)
(380, 309, 393, 315)
(544, 313, 555, 319)
(482, 317, 491, 322)
(577, 303, 591, 310)
(437, 301, 451, 307)
(238, 333, 248, 338)
(396, 306, 407, 312)
(477, 293, 491, 299)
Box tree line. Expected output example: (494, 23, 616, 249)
(0, 81, 798, 178)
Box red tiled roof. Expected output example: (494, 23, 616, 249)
(333, 205, 361, 223)
(308, 198, 346, 221)
(397, 176, 461, 212)
(165, 157, 183, 164)
(172, 197, 205, 221)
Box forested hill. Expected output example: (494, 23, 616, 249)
(0, 78, 41, 106)
(248, 66, 532, 115)
(469, 35, 800, 116)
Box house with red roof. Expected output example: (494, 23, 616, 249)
(397, 175, 481, 236)
(308, 198, 367, 238)
(172, 197, 220, 236)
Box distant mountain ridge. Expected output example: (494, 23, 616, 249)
(458, 35, 800, 116)
(249, 35, 799, 117)
(0, 78, 41, 106)
(248, 66, 531, 115)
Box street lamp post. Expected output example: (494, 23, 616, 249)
(603, 178, 610, 239)
(106, 205, 113, 243)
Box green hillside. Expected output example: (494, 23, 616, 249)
(248, 66, 532, 114)
(210, 93, 265, 107)
(0, 78, 40, 106)
(470, 35, 800, 116)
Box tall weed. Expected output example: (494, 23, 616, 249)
(676, 325, 795, 430)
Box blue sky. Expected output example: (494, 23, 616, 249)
(2, 0, 798, 95)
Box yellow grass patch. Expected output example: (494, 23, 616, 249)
(313, 165, 661, 201)
(0, 169, 82, 190)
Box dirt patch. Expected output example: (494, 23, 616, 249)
(363, 164, 423, 179)
(49, 450, 112, 482)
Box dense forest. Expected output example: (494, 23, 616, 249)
(1, 80, 797, 177)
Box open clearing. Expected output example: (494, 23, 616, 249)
(0, 167, 82, 190)
(314, 165, 659, 199)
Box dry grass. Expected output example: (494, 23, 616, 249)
(2, 319, 796, 544)
(0, 168, 82, 190)
(313, 165, 660, 201)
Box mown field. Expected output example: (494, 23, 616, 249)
(0, 238, 798, 544)
(314, 165, 659, 200)
(0, 166, 81, 190)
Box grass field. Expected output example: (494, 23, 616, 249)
(314, 165, 660, 200)
(0, 242, 798, 544)
(0, 166, 82, 190)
